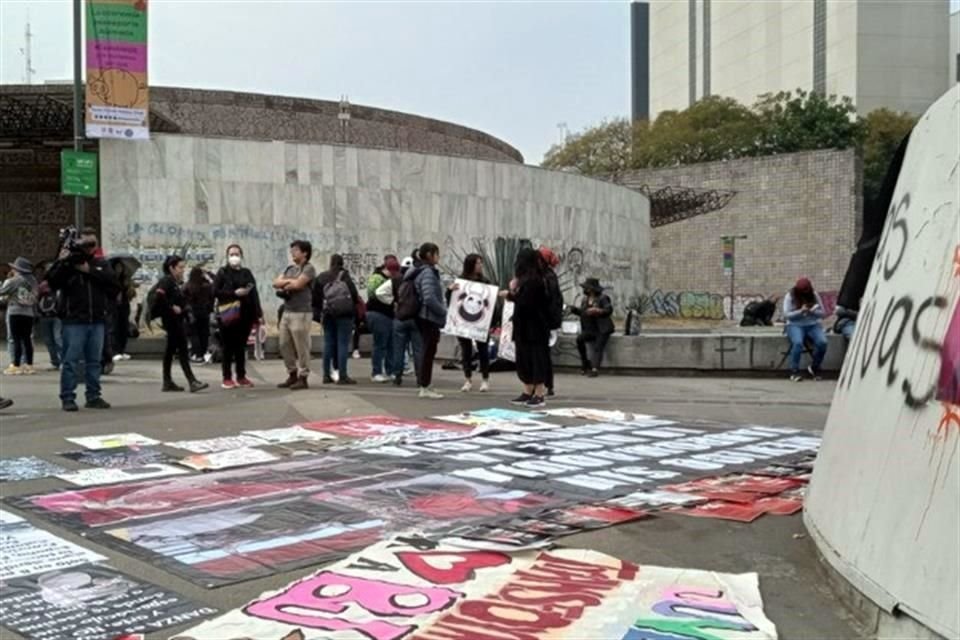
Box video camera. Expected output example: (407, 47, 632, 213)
(58, 226, 95, 263)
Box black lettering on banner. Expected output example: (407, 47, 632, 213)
(347, 556, 400, 573)
(904, 295, 949, 407)
(390, 535, 438, 550)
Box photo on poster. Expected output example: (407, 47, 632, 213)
(65, 433, 160, 450)
(443, 278, 499, 342)
(0, 456, 69, 482)
(241, 426, 337, 444)
(58, 446, 175, 469)
(178, 448, 280, 472)
(166, 435, 266, 454)
(56, 464, 190, 487)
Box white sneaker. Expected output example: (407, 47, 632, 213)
(461, 380, 473, 393)
(121, 353, 132, 361)
(112, 354, 124, 362)
(3, 365, 21, 376)
(419, 387, 444, 399)
(372, 374, 391, 383)
(352, 350, 361, 359)
(479, 380, 490, 393)
(332, 369, 340, 383)
(203, 352, 213, 364)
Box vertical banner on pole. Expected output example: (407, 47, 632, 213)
(722, 236, 734, 276)
(85, 0, 149, 140)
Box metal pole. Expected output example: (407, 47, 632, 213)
(729, 237, 735, 320)
(72, 0, 85, 230)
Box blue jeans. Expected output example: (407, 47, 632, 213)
(392, 318, 422, 378)
(323, 315, 354, 378)
(367, 311, 394, 377)
(787, 323, 828, 372)
(5, 308, 12, 363)
(60, 322, 105, 403)
(38, 317, 63, 367)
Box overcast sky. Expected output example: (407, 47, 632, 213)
(0, 1, 631, 164)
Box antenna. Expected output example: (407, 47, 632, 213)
(19, 12, 37, 84)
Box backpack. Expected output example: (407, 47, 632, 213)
(395, 277, 421, 321)
(323, 271, 354, 317)
(374, 278, 395, 305)
(14, 284, 37, 308)
(144, 281, 163, 326)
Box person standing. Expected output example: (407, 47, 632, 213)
(184, 267, 214, 363)
(46, 229, 119, 412)
(214, 244, 262, 389)
(538, 246, 563, 396)
(391, 255, 422, 386)
(571, 278, 614, 378)
(447, 253, 492, 393)
(315, 254, 361, 385)
(504, 248, 551, 408)
(407, 242, 447, 399)
(36, 267, 62, 370)
(109, 258, 136, 362)
(273, 240, 317, 390)
(784, 277, 829, 382)
(366, 255, 400, 383)
(154, 256, 208, 393)
(0, 257, 39, 376)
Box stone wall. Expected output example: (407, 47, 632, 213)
(99, 135, 650, 319)
(615, 149, 862, 321)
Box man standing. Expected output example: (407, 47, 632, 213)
(274, 240, 316, 390)
(46, 228, 119, 412)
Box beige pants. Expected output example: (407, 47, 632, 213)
(279, 311, 312, 376)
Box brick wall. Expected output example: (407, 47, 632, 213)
(616, 149, 862, 320)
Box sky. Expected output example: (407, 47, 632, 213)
(0, 0, 632, 164)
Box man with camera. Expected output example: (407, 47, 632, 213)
(47, 228, 120, 412)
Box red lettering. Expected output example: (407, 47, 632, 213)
(459, 599, 568, 629)
(498, 585, 602, 614)
(410, 618, 539, 640)
(397, 550, 511, 584)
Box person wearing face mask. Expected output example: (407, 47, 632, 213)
(214, 244, 262, 389)
(154, 256, 208, 393)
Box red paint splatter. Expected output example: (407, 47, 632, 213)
(953, 245, 960, 278)
(937, 403, 960, 439)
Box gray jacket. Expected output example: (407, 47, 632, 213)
(0, 274, 38, 318)
(413, 265, 447, 327)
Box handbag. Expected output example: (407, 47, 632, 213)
(217, 300, 242, 326)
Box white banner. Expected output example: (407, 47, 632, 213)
(443, 279, 498, 342)
(56, 464, 189, 487)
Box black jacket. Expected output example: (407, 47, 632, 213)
(571, 294, 614, 337)
(154, 275, 188, 331)
(214, 267, 262, 324)
(47, 257, 119, 324)
(313, 268, 360, 321)
(543, 268, 563, 330)
(510, 276, 551, 345)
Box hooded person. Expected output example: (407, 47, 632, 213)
(783, 276, 828, 381)
(0, 257, 39, 375)
(570, 277, 614, 377)
(538, 246, 563, 395)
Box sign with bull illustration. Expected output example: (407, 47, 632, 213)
(443, 279, 499, 343)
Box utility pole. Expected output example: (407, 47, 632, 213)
(72, 0, 84, 230)
(19, 13, 36, 84)
(722, 234, 748, 320)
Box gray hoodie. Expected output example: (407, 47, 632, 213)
(0, 273, 39, 318)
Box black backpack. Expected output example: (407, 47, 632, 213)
(395, 273, 421, 321)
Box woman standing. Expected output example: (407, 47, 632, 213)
(314, 254, 361, 385)
(408, 243, 447, 399)
(154, 256, 208, 393)
(448, 253, 491, 393)
(784, 277, 829, 382)
(505, 248, 550, 408)
(184, 267, 214, 363)
(214, 244, 262, 389)
(0, 257, 39, 376)
(110, 259, 136, 362)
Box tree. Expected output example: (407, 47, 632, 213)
(861, 108, 917, 210)
(541, 118, 635, 174)
(753, 90, 866, 154)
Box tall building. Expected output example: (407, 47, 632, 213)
(951, 9, 959, 83)
(633, 0, 951, 120)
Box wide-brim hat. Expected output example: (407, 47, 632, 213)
(8, 257, 33, 274)
(582, 277, 604, 293)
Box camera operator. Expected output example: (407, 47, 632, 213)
(47, 228, 119, 412)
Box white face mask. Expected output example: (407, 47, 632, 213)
(228, 255, 242, 267)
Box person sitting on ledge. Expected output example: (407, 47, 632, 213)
(570, 278, 614, 378)
(784, 276, 828, 382)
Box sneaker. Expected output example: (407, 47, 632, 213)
(807, 365, 823, 381)
(162, 381, 185, 392)
(510, 393, 532, 405)
(290, 376, 309, 391)
(121, 353, 132, 361)
(372, 374, 391, 383)
(113, 354, 125, 362)
(62, 400, 79, 412)
(102, 361, 115, 375)
(479, 380, 490, 393)
(189, 355, 203, 364)
(221, 379, 237, 389)
(203, 352, 213, 364)
(526, 395, 546, 408)
(547, 387, 555, 397)
(588, 369, 599, 378)
(332, 369, 340, 383)
(0, 398, 13, 411)
(3, 365, 21, 376)
(393, 375, 403, 387)
(189, 380, 210, 393)
(337, 377, 357, 386)
(237, 378, 255, 388)
(277, 372, 298, 388)
(461, 379, 473, 393)
(323, 375, 335, 384)
(789, 371, 804, 382)
(22, 365, 35, 375)
(85, 398, 111, 409)
(418, 387, 444, 399)
(352, 350, 361, 360)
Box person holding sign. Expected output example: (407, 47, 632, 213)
(446, 254, 495, 393)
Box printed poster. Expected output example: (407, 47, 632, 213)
(56, 464, 189, 487)
(65, 433, 159, 450)
(443, 278, 499, 342)
(85, 0, 149, 140)
(178, 447, 280, 472)
(0, 563, 216, 640)
(166, 434, 266, 453)
(241, 426, 337, 444)
(173, 535, 776, 640)
(58, 445, 174, 468)
(499, 300, 516, 362)
(0, 456, 68, 482)
(297, 416, 468, 439)
(0, 522, 106, 580)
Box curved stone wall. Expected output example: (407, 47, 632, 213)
(804, 86, 959, 638)
(99, 135, 649, 318)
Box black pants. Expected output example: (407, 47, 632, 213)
(416, 319, 441, 388)
(545, 348, 555, 391)
(221, 321, 251, 381)
(163, 320, 195, 383)
(191, 312, 210, 358)
(10, 315, 34, 366)
(101, 309, 115, 366)
(458, 337, 489, 380)
(577, 332, 611, 371)
(114, 302, 130, 355)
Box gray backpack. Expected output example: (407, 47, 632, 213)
(323, 271, 354, 317)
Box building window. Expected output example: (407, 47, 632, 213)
(813, 0, 826, 94)
(703, 0, 711, 97)
(689, 0, 697, 105)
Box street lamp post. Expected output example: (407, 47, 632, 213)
(72, 0, 85, 230)
(722, 234, 748, 320)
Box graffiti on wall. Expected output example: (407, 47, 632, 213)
(634, 289, 839, 322)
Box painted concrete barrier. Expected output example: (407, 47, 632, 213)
(805, 86, 959, 639)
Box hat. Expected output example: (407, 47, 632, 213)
(582, 277, 604, 294)
(400, 256, 414, 269)
(384, 256, 401, 275)
(795, 277, 812, 291)
(538, 246, 560, 268)
(8, 257, 33, 274)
